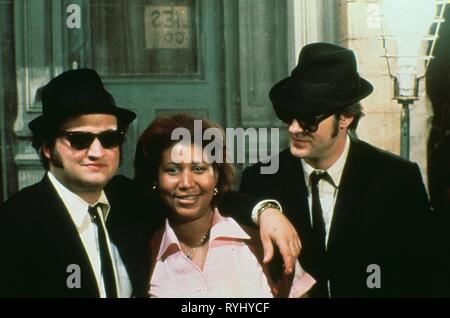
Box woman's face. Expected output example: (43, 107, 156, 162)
(157, 142, 218, 222)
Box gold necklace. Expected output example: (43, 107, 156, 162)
(183, 230, 210, 260)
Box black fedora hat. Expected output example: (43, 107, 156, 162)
(29, 68, 136, 136)
(269, 42, 373, 118)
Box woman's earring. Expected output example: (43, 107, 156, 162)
(214, 187, 218, 196)
(152, 184, 157, 191)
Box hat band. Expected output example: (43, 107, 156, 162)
(292, 77, 361, 102)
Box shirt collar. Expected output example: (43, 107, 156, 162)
(302, 134, 351, 188)
(47, 171, 110, 229)
(156, 208, 251, 261)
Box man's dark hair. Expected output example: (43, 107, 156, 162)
(335, 102, 365, 132)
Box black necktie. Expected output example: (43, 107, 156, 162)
(310, 171, 327, 252)
(309, 171, 329, 298)
(88, 204, 118, 298)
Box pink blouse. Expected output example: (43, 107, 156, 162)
(149, 209, 315, 298)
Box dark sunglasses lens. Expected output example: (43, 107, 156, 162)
(281, 116, 317, 132)
(68, 133, 95, 150)
(298, 118, 317, 133)
(281, 112, 331, 132)
(98, 131, 124, 149)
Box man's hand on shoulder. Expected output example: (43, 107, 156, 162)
(259, 208, 301, 276)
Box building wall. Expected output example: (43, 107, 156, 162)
(336, 0, 431, 189)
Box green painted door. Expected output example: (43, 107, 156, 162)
(71, 0, 225, 178)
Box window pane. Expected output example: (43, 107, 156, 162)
(90, 0, 199, 76)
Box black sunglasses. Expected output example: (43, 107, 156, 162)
(281, 112, 335, 133)
(57, 130, 125, 150)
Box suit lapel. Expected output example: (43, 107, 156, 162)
(37, 176, 100, 296)
(327, 139, 377, 251)
(279, 151, 312, 238)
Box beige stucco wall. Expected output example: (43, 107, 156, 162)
(337, 0, 432, 189)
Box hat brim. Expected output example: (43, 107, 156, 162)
(29, 105, 136, 136)
(270, 76, 373, 116)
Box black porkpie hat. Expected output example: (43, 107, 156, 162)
(29, 68, 136, 138)
(269, 42, 373, 118)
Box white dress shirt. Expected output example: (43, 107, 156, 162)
(47, 172, 132, 298)
(301, 135, 351, 247)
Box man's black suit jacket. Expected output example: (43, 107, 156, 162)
(0, 175, 151, 297)
(240, 138, 434, 297)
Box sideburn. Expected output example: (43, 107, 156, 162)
(49, 148, 64, 169)
(331, 115, 340, 139)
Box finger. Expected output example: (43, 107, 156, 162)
(277, 241, 294, 274)
(296, 235, 302, 253)
(285, 241, 298, 275)
(292, 224, 301, 246)
(291, 236, 301, 259)
(261, 234, 274, 264)
(283, 256, 294, 275)
(289, 241, 297, 262)
(295, 237, 302, 257)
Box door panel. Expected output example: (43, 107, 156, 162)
(85, 0, 223, 178)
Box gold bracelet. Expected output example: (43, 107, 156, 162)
(256, 201, 282, 223)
